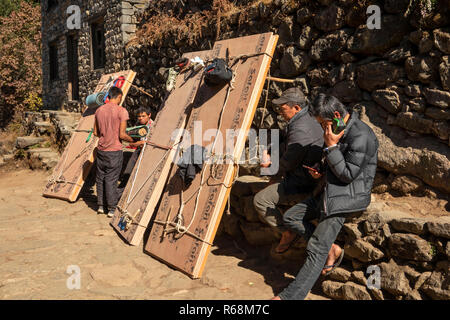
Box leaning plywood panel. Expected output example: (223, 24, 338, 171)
(43, 70, 136, 202)
(145, 33, 278, 278)
(110, 51, 211, 246)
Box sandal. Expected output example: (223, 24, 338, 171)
(275, 234, 300, 254)
(323, 249, 345, 276)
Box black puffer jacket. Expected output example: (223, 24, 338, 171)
(321, 112, 379, 216)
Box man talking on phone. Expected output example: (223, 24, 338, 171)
(253, 87, 324, 254)
(272, 94, 379, 300)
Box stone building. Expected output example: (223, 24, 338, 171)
(41, 0, 150, 111)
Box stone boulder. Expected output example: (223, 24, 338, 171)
(426, 219, 450, 239)
(388, 233, 435, 262)
(310, 29, 352, 61)
(380, 259, 412, 296)
(297, 24, 319, 50)
(347, 15, 410, 55)
(433, 28, 450, 54)
(371, 89, 401, 114)
(314, 4, 345, 32)
(239, 221, 278, 246)
(425, 108, 450, 120)
(322, 280, 372, 300)
(344, 239, 384, 262)
(328, 80, 362, 103)
(423, 88, 450, 108)
(384, 0, 410, 13)
(439, 56, 450, 90)
(15, 136, 45, 149)
(394, 112, 434, 135)
(421, 271, 450, 300)
(356, 61, 403, 91)
(280, 46, 311, 77)
(405, 55, 439, 84)
(390, 175, 424, 195)
(328, 267, 351, 282)
(390, 217, 427, 235)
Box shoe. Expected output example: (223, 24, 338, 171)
(107, 207, 116, 218)
(97, 206, 104, 215)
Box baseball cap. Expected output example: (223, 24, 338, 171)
(272, 87, 306, 106)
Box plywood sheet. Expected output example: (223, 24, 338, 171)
(145, 33, 278, 278)
(43, 70, 136, 202)
(110, 51, 211, 246)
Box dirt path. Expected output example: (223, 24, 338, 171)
(0, 169, 328, 300)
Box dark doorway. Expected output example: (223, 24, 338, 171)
(67, 34, 79, 101)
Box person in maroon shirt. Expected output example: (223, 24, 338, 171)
(93, 87, 134, 217)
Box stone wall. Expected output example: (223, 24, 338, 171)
(117, 0, 450, 195)
(218, 176, 450, 300)
(41, 0, 150, 111)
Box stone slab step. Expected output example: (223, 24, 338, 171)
(15, 136, 45, 149)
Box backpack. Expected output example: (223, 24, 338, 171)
(203, 58, 233, 86)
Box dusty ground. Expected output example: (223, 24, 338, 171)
(0, 168, 329, 300)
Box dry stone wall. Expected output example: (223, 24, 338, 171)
(218, 176, 450, 300)
(118, 0, 450, 195)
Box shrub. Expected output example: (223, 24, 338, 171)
(0, 1, 41, 129)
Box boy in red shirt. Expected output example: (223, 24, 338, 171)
(93, 87, 134, 217)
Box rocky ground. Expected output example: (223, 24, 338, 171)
(0, 168, 328, 300)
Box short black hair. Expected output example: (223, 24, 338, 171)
(108, 86, 123, 99)
(136, 107, 151, 115)
(311, 94, 348, 120)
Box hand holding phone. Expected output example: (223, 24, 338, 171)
(303, 164, 322, 179)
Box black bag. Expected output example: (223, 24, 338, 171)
(203, 58, 233, 86)
(177, 145, 207, 187)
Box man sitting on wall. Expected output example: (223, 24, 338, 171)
(273, 94, 379, 300)
(94, 86, 134, 217)
(253, 87, 324, 253)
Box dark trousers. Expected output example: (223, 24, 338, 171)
(278, 195, 346, 300)
(96, 150, 123, 209)
(253, 182, 310, 232)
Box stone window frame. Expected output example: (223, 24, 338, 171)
(49, 41, 59, 82)
(89, 16, 106, 71)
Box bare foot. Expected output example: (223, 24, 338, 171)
(275, 230, 297, 253)
(321, 243, 342, 275)
(271, 296, 281, 300)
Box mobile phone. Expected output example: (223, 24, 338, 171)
(332, 118, 346, 134)
(302, 165, 319, 173)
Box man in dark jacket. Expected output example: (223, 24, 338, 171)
(253, 88, 324, 253)
(273, 94, 379, 300)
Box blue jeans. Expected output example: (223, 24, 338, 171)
(278, 196, 346, 300)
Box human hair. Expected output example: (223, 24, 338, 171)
(311, 94, 348, 120)
(136, 107, 151, 115)
(108, 86, 123, 99)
